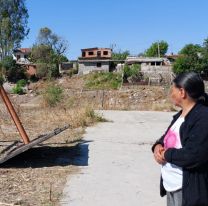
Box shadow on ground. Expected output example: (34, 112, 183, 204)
(0, 140, 92, 168)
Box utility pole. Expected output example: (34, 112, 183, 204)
(157, 41, 160, 58)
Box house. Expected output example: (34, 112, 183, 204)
(12, 48, 38, 77)
(125, 56, 173, 84)
(13, 48, 31, 64)
(78, 47, 112, 75)
(125, 56, 171, 66)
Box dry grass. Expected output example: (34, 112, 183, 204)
(0, 93, 106, 206)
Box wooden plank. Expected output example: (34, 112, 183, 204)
(0, 124, 70, 164)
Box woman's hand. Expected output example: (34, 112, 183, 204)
(154, 144, 166, 165)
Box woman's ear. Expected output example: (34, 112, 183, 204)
(180, 88, 187, 99)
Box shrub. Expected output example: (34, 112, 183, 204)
(43, 84, 63, 107)
(1, 56, 27, 82)
(12, 85, 24, 95)
(123, 64, 141, 79)
(12, 79, 28, 95)
(36, 63, 59, 79)
(85, 107, 107, 123)
(36, 63, 48, 79)
(85, 72, 122, 90)
(17, 79, 27, 87)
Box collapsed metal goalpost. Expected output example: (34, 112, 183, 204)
(0, 85, 69, 164)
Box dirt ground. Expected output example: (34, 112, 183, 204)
(0, 76, 172, 205)
(0, 105, 85, 206)
(0, 87, 97, 205)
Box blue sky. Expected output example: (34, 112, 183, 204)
(22, 0, 208, 59)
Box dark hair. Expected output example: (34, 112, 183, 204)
(173, 72, 208, 106)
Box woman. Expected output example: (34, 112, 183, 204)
(152, 72, 208, 206)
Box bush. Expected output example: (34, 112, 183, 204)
(36, 63, 48, 79)
(17, 79, 27, 87)
(85, 107, 107, 123)
(84, 72, 122, 90)
(43, 84, 63, 107)
(123, 64, 140, 78)
(12, 79, 28, 95)
(12, 85, 24, 95)
(36, 63, 59, 79)
(1, 56, 26, 82)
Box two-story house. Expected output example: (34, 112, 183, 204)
(78, 47, 112, 75)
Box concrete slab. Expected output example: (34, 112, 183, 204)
(60, 111, 174, 206)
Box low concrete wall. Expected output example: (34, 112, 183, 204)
(141, 65, 173, 84)
(65, 86, 172, 111)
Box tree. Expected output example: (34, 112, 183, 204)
(201, 38, 208, 72)
(37, 27, 68, 57)
(173, 44, 203, 74)
(30, 44, 54, 64)
(144, 41, 168, 57)
(0, 0, 29, 59)
(112, 50, 130, 60)
(30, 27, 69, 78)
(179, 44, 202, 56)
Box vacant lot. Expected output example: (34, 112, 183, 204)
(0, 77, 173, 205)
(0, 90, 104, 205)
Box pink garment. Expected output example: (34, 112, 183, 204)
(164, 129, 180, 149)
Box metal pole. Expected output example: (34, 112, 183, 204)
(158, 41, 160, 58)
(0, 85, 30, 144)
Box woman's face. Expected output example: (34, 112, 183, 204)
(170, 83, 185, 107)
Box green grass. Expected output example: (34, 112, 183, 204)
(84, 72, 122, 90)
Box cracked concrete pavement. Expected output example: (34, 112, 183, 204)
(60, 111, 174, 206)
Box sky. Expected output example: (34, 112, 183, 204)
(21, 0, 208, 60)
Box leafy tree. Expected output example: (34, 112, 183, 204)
(201, 38, 208, 72)
(0, 0, 29, 59)
(30, 27, 69, 78)
(112, 50, 130, 60)
(179, 44, 202, 56)
(30, 44, 54, 64)
(144, 41, 168, 57)
(37, 27, 68, 57)
(173, 44, 203, 74)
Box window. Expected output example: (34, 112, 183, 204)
(156, 62, 161, 66)
(97, 62, 102, 67)
(103, 51, 108, 55)
(88, 51, 94, 55)
(82, 51, 86, 57)
(151, 62, 155, 66)
(97, 51, 101, 57)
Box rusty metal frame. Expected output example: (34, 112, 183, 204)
(0, 85, 70, 164)
(0, 85, 30, 144)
